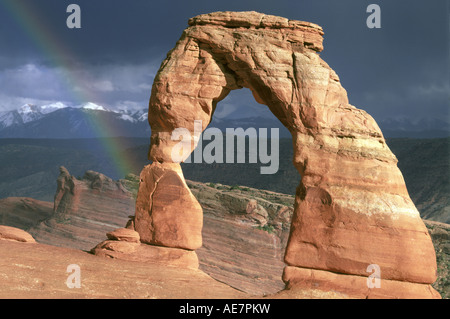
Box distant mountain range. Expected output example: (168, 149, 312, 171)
(0, 102, 448, 138)
(0, 102, 150, 138)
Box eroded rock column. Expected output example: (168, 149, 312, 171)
(134, 162, 203, 250)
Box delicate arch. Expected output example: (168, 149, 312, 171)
(134, 11, 438, 298)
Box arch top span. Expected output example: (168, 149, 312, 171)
(134, 11, 439, 298)
(148, 11, 388, 166)
(188, 11, 324, 50)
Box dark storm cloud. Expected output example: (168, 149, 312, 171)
(317, 1, 450, 121)
(0, 0, 448, 123)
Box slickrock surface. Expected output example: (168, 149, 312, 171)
(103, 179, 295, 295)
(0, 176, 448, 298)
(0, 222, 445, 299)
(138, 11, 439, 297)
(27, 167, 136, 250)
(3, 168, 295, 295)
(0, 239, 244, 299)
(188, 180, 293, 295)
(0, 197, 53, 229)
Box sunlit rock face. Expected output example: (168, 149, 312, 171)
(135, 11, 439, 298)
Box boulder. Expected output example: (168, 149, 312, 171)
(91, 240, 199, 269)
(0, 225, 35, 243)
(106, 228, 140, 243)
(134, 162, 203, 250)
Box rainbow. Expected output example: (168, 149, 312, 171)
(1, 0, 143, 179)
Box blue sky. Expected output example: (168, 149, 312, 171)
(0, 0, 448, 123)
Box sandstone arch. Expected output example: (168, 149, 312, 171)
(134, 11, 439, 298)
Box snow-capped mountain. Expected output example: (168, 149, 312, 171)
(0, 102, 70, 130)
(18, 104, 44, 124)
(37, 102, 68, 115)
(116, 108, 148, 123)
(19, 102, 69, 118)
(0, 102, 150, 138)
(0, 109, 22, 129)
(0, 104, 43, 129)
(0, 101, 292, 138)
(79, 102, 110, 112)
(0, 102, 146, 127)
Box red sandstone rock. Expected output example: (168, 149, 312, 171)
(91, 240, 199, 269)
(137, 11, 438, 298)
(106, 228, 140, 243)
(0, 240, 242, 299)
(0, 197, 53, 229)
(134, 163, 203, 250)
(282, 266, 441, 299)
(0, 225, 35, 243)
(246, 199, 269, 226)
(30, 167, 136, 251)
(94, 239, 139, 254)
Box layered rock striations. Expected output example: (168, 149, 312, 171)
(28, 167, 136, 250)
(0, 166, 296, 295)
(0, 168, 447, 297)
(136, 11, 439, 298)
(0, 239, 245, 299)
(0, 197, 53, 230)
(0, 225, 36, 243)
(91, 227, 200, 269)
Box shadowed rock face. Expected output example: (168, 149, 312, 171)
(135, 11, 439, 298)
(30, 167, 136, 251)
(0, 197, 53, 229)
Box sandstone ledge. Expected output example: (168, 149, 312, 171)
(0, 240, 243, 299)
(0, 225, 35, 243)
(106, 227, 140, 243)
(1, 239, 440, 299)
(282, 266, 441, 299)
(91, 240, 199, 270)
(188, 11, 323, 32)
